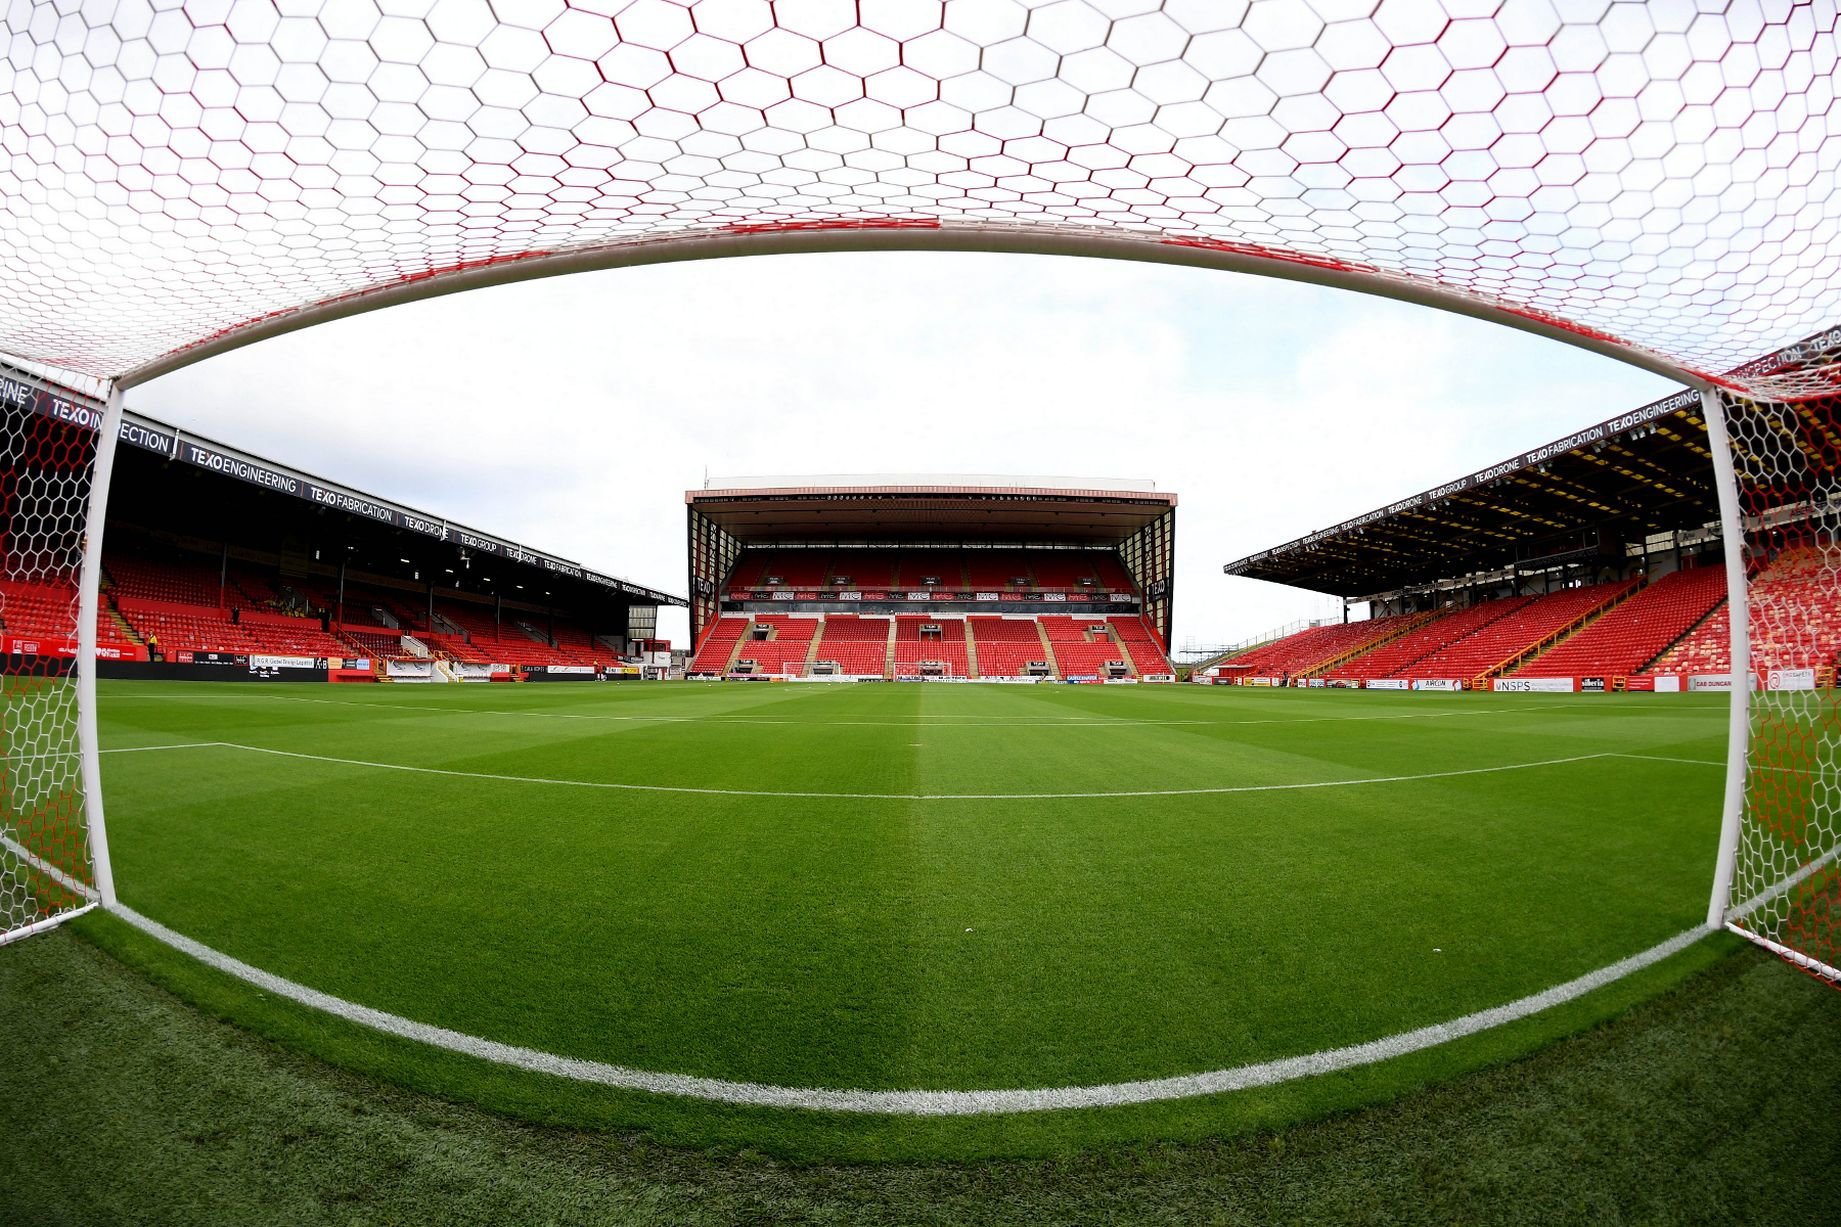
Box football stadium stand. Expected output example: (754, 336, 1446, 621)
(1643, 547, 1841, 677)
(1644, 605, 1731, 677)
(424, 602, 591, 669)
(16, 534, 663, 680)
(810, 614, 892, 676)
(690, 616, 749, 674)
(1408, 581, 1639, 683)
(1221, 612, 1435, 680)
(21, 472, 1182, 685)
(893, 616, 971, 678)
(1327, 601, 1534, 683)
(1, 393, 681, 686)
(680, 610, 1173, 681)
(724, 548, 1145, 600)
(968, 616, 1050, 678)
(1040, 615, 1130, 680)
(1112, 616, 1175, 677)
(106, 555, 225, 608)
(732, 615, 820, 677)
(1517, 567, 1728, 678)
(0, 577, 137, 655)
(686, 481, 1177, 683)
(822, 552, 902, 590)
(964, 552, 1038, 592)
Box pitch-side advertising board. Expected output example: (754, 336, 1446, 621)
(1493, 677, 1575, 693)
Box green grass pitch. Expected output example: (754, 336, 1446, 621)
(87, 679, 1735, 1158)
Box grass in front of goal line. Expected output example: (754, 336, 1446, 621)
(9, 930, 1838, 1226)
(86, 679, 1732, 1159)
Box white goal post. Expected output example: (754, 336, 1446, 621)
(1, 367, 118, 944)
(1702, 378, 1841, 984)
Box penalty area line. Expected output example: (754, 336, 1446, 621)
(105, 900, 1712, 1116)
(113, 742, 1622, 801)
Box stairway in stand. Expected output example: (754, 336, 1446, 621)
(1034, 619, 1060, 679)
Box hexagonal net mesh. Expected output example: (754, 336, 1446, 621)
(0, 1, 1836, 389)
(1721, 353, 1841, 982)
(0, 376, 102, 945)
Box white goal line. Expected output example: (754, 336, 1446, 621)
(106, 899, 1710, 1116)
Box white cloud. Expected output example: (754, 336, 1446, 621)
(132, 252, 1682, 650)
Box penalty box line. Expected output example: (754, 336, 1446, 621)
(104, 898, 1714, 1116)
(100, 741, 1629, 801)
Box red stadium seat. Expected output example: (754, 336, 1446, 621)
(1517, 567, 1726, 678)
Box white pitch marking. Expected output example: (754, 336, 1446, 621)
(0, 831, 98, 902)
(106, 901, 1711, 1116)
(1613, 752, 1841, 779)
(100, 690, 1584, 730)
(7, 742, 235, 765)
(1727, 841, 1841, 922)
(109, 741, 1619, 801)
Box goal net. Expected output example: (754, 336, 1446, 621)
(1714, 356, 1841, 983)
(0, 368, 108, 944)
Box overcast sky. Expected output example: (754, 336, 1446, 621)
(131, 251, 1681, 651)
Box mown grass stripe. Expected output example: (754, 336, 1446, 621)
(108, 900, 1710, 1115)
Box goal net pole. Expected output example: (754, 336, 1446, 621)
(1706, 373, 1841, 984)
(1702, 387, 1751, 931)
(75, 383, 123, 909)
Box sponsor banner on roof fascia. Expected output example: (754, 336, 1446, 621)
(1365, 678, 1410, 690)
(108, 404, 682, 606)
(178, 440, 307, 497)
(1732, 324, 1841, 379)
(1, 363, 105, 430)
(119, 416, 179, 459)
(311, 482, 405, 528)
(1768, 667, 1817, 691)
(1493, 677, 1575, 693)
(1224, 386, 1702, 572)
